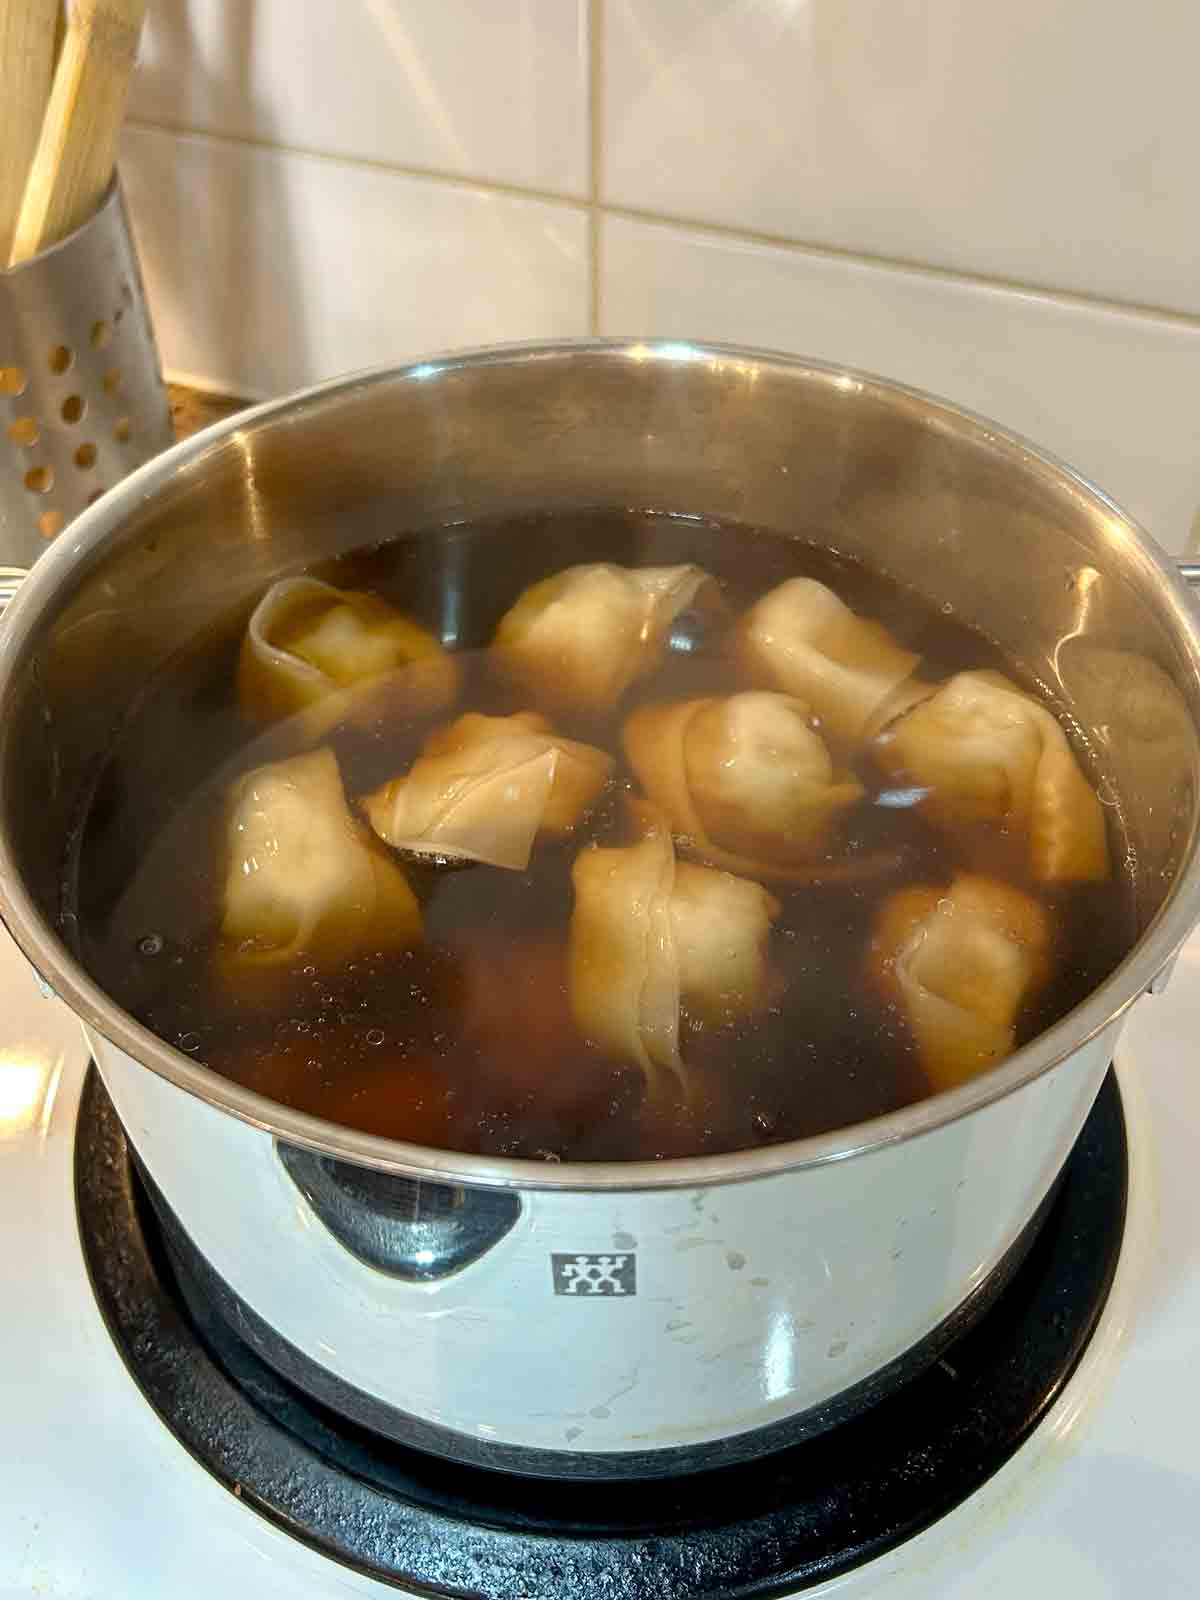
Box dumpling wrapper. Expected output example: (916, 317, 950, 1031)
(569, 807, 779, 1100)
(739, 577, 926, 746)
(873, 670, 1109, 882)
(570, 815, 683, 1099)
(669, 862, 782, 1027)
(362, 711, 613, 871)
(870, 874, 1050, 1092)
(220, 748, 421, 976)
(493, 562, 723, 713)
(238, 577, 458, 728)
(624, 691, 864, 883)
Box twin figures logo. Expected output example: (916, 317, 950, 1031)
(551, 1252, 637, 1296)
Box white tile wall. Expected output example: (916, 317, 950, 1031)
(130, 0, 589, 197)
(117, 0, 1200, 551)
(603, 0, 1200, 319)
(601, 214, 1200, 553)
(120, 126, 589, 400)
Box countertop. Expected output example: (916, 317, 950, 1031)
(167, 383, 246, 441)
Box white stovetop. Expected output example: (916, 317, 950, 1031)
(1, 919, 1196, 1600)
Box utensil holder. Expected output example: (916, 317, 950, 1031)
(0, 178, 172, 565)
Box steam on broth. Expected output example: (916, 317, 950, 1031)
(71, 513, 1136, 1162)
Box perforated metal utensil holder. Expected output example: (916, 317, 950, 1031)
(0, 179, 173, 565)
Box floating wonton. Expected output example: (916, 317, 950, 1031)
(739, 578, 927, 746)
(869, 874, 1050, 1092)
(362, 711, 613, 871)
(873, 670, 1109, 882)
(493, 563, 723, 713)
(569, 807, 780, 1100)
(220, 749, 421, 977)
(624, 692, 863, 882)
(238, 577, 457, 727)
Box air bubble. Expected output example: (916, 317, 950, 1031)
(366, 1027, 385, 1046)
(137, 933, 163, 957)
(302, 964, 316, 975)
(178, 1031, 201, 1052)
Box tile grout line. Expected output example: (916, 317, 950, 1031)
(125, 119, 1200, 337)
(587, 0, 604, 335)
(124, 118, 589, 212)
(598, 202, 1200, 335)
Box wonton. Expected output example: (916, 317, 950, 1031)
(873, 670, 1109, 882)
(869, 873, 1050, 1091)
(220, 748, 422, 977)
(362, 711, 613, 871)
(569, 805, 779, 1100)
(624, 691, 863, 881)
(493, 562, 723, 713)
(739, 577, 926, 746)
(238, 577, 457, 727)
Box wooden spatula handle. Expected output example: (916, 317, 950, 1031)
(0, 0, 60, 264)
(8, 0, 148, 268)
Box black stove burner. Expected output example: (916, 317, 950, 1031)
(75, 1068, 1127, 1599)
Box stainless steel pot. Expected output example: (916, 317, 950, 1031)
(1, 340, 1198, 1478)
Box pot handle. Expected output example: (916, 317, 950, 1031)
(276, 1140, 521, 1281)
(1178, 561, 1200, 588)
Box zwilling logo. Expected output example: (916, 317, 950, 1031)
(551, 1253, 637, 1296)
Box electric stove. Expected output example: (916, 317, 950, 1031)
(2, 917, 1196, 1597)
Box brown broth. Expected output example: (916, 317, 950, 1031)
(69, 512, 1137, 1162)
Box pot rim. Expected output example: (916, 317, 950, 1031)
(2, 336, 1197, 1192)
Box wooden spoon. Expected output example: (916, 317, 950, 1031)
(0, 0, 60, 264)
(8, 0, 148, 267)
